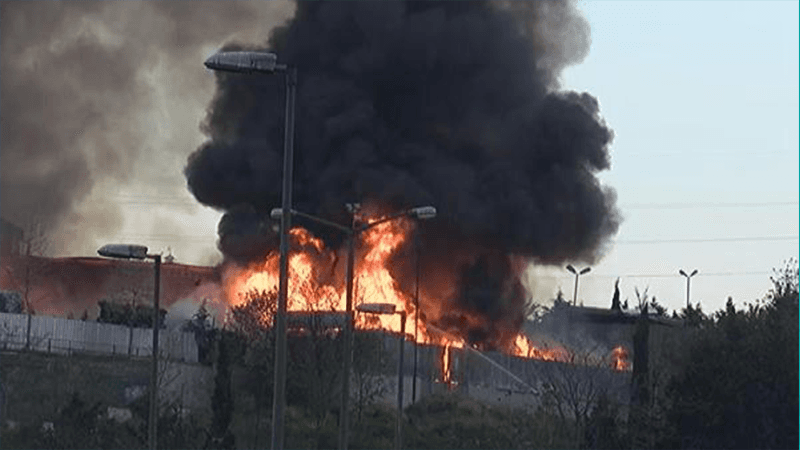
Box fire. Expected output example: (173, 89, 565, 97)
(440, 344, 453, 385)
(512, 334, 570, 362)
(221, 212, 577, 379)
(611, 345, 630, 371)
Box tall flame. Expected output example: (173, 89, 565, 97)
(222, 213, 583, 378)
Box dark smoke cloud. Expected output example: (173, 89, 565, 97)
(186, 0, 620, 346)
(0, 1, 293, 257)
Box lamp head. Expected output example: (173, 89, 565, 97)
(204, 51, 279, 74)
(356, 303, 397, 315)
(410, 206, 437, 220)
(98, 244, 148, 260)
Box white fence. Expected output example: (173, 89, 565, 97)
(0, 312, 198, 362)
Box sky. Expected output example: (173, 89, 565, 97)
(1, 0, 797, 317)
(556, 0, 799, 313)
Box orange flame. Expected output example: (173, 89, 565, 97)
(611, 345, 630, 371)
(512, 334, 570, 362)
(221, 213, 574, 379)
(441, 344, 452, 384)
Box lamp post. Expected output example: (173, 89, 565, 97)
(97, 244, 161, 450)
(270, 205, 436, 450)
(679, 269, 698, 309)
(205, 50, 296, 450)
(356, 303, 407, 450)
(565, 265, 591, 306)
(411, 228, 421, 404)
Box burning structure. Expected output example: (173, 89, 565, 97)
(186, 1, 620, 365)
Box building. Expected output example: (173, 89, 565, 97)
(0, 254, 220, 319)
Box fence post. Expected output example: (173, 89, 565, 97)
(25, 313, 31, 350)
(128, 326, 133, 356)
(48, 338, 51, 353)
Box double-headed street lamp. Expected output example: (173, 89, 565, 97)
(97, 244, 161, 450)
(356, 303, 407, 450)
(205, 50, 296, 450)
(271, 205, 435, 450)
(566, 265, 591, 306)
(679, 269, 699, 309)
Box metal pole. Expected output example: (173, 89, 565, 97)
(338, 230, 355, 450)
(395, 312, 406, 450)
(572, 274, 579, 306)
(148, 254, 161, 450)
(271, 66, 296, 450)
(411, 230, 420, 403)
(686, 276, 691, 309)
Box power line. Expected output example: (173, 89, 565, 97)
(588, 271, 774, 279)
(530, 271, 775, 280)
(112, 196, 799, 210)
(617, 150, 794, 157)
(615, 236, 798, 244)
(622, 201, 798, 209)
(113, 233, 799, 245)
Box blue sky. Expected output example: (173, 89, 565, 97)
(554, 0, 798, 313)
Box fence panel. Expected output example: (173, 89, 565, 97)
(0, 312, 198, 362)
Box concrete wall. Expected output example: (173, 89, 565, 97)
(367, 333, 632, 412)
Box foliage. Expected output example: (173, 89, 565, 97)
(33, 392, 106, 449)
(633, 286, 668, 316)
(347, 403, 395, 450)
(228, 288, 278, 340)
(351, 333, 389, 422)
(610, 278, 621, 311)
(182, 300, 217, 364)
(208, 330, 243, 450)
(224, 288, 405, 448)
(0, 290, 22, 313)
(663, 259, 799, 449)
(96, 299, 166, 329)
(403, 394, 575, 449)
(552, 288, 570, 310)
(673, 302, 708, 327)
(584, 394, 626, 450)
(2, 391, 206, 449)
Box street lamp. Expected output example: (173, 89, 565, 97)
(97, 244, 161, 450)
(411, 228, 421, 404)
(565, 265, 591, 306)
(679, 269, 699, 309)
(205, 50, 296, 450)
(356, 303, 407, 450)
(270, 205, 436, 450)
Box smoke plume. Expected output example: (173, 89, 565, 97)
(0, 1, 293, 257)
(185, 0, 620, 348)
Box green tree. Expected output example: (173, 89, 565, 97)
(207, 330, 243, 450)
(664, 260, 799, 449)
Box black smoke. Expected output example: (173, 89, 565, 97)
(186, 0, 620, 347)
